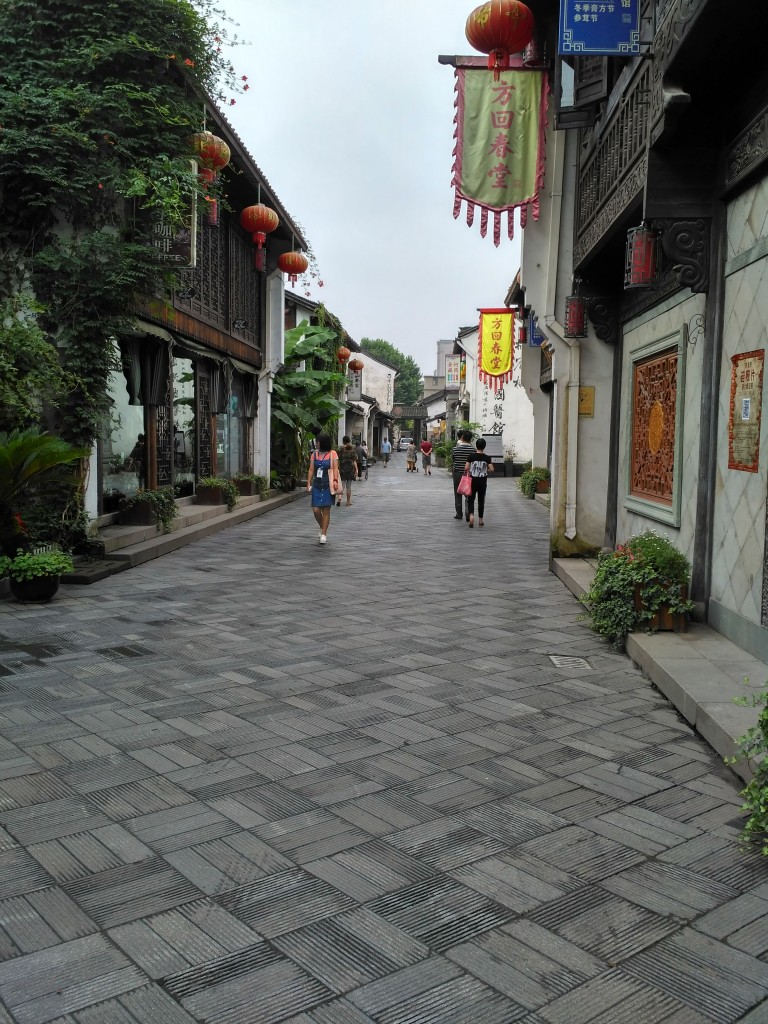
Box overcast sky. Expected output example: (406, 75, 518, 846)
(220, 0, 522, 375)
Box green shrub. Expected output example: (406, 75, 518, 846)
(234, 473, 270, 499)
(580, 530, 694, 648)
(520, 466, 550, 498)
(120, 486, 178, 533)
(728, 680, 768, 856)
(0, 547, 74, 581)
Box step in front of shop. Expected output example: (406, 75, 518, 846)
(72, 490, 308, 578)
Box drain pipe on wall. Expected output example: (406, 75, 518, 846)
(546, 320, 581, 542)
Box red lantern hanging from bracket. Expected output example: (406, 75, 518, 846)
(277, 251, 309, 286)
(348, 358, 364, 373)
(624, 224, 660, 289)
(336, 346, 351, 364)
(240, 204, 280, 271)
(465, 0, 535, 78)
(191, 131, 231, 227)
(564, 295, 588, 338)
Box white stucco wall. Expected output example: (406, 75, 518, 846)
(710, 176, 768, 623)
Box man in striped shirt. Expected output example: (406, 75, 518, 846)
(452, 430, 477, 520)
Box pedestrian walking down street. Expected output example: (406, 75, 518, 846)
(381, 437, 392, 466)
(355, 440, 368, 481)
(336, 435, 359, 507)
(452, 429, 477, 520)
(307, 432, 339, 545)
(420, 438, 433, 475)
(465, 436, 494, 527)
(406, 441, 417, 473)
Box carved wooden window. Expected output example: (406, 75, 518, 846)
(625, 327, 686, 527)
(230, 228, 261, 351)
(174, 215, 229, 329)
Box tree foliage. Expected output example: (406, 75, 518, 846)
(360, 338, 423, 405)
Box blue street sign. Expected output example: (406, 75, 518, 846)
(558, 0, 640, 56)
(528, 312, 546, 348)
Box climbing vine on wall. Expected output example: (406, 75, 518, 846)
(0, 0, 243, 448)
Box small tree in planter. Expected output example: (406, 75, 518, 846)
(233, 474, 270, 499)
(196, 477, 238, 512)
(0, 547, 74, 603)
(520, 466, 550, 498)
(728, 680, 768, 857)
(118, 487, 178, 533)
(580, 530, 694, 648)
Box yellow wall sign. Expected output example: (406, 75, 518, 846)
(578, 386, 595, 417)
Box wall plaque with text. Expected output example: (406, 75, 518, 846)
(729, 350, 764, 473)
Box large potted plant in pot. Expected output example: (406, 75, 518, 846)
(196, 477, 238, 511)
(232, 473, 269, 499)
(520, 466, 550, 498)
(580, 529, 694, 648)
(0, 548, 74, 603)
(118, 486, 178, 532)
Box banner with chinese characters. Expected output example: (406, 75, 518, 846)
(478, 309, 514, 391)
(446, 355, 461, 391)
(558, 0, 641, 56)
(347, 367, 362, 403)
(453, 68, 548, 245)
(729, 350, 764, 473)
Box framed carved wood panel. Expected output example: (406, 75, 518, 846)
(625, 327, 686, 527)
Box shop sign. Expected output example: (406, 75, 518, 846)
(558, 0, 640, 56)
(348, 367, 363, 402)
(446, 355, 461, 391)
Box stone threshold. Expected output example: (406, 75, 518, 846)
(553, 556, 764, 783)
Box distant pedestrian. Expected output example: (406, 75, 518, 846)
(465, 437, 494, 527)
(355, 440, 368, 481)
(452, 430, 476, 521)
(420, 439, 433, 475)
(406, 441, 417, 472)
(307, 432, 339, 545)
(336, 435, 359, 506)
(381, 437, 392, 466)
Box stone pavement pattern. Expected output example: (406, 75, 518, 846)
(0, 460, 767, 1024)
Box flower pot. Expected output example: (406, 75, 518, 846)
(234, 479, 258, 497)
(634, 584, 688, 633)
(535, 479, 550, 493)
(196, 485, 225, 506)
(10, 575, 61, 603)
(118, 502, 158, 527)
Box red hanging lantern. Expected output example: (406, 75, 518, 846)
(191, 131, 231, 227)
(348, 358, 364, 373)
(240, 204, 280, 272)
(564, 295, 588, 338)
(624, 224, 660, 289)
(465, 1, 535, 77)
(277, 251, 309, 286)
(336, 346, 351, 364)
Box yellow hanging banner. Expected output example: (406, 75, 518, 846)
(479, 308, 514, 391)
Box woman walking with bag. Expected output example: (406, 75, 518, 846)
(307, 432, 340, 545)
(464, 437, 494, 527)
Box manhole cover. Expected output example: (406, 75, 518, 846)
(549, 655, 591, 669)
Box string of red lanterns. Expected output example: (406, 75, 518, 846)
(191, 131, 230, 227)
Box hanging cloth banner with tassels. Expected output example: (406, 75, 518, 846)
(453, 68, 548, 245)
(478, 309, 514, 390)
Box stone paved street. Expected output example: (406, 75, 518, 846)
(0, 460, 767, 1024)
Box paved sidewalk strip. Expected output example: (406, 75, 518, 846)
(0, 463, 766, 1023)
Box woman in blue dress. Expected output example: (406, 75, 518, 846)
(306, 432, 339, 545)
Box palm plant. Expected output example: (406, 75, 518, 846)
(0, 428, 89, 554)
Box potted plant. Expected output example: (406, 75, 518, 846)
(580, 529, 695, 648)
(232, 473, 270, 499)
(196, 476, 238, 512)
(117, 486, 178, 533)
(729, 680, 768, 857)
(0, 547, 74, 603)
(520, 466, 550, 498)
